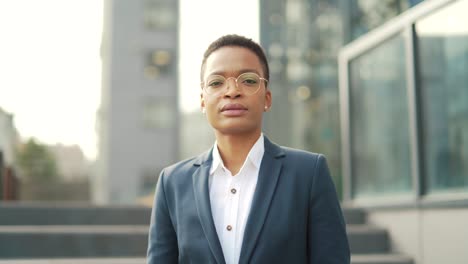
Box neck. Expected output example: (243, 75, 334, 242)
(214, 131, 261, 175)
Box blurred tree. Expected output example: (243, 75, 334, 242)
(16, 138, 58, 183)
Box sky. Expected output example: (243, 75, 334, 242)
(0, 0, 258, 160)
(179, 0, 259, 113)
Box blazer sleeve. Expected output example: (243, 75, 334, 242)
(147, 169, 178, 264)
(308, 155, 350, 264)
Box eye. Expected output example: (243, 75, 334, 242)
(239, 74, 259, 86)
(207, 77, 225, 88)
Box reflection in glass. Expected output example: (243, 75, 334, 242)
(285, 0, 343, 189)
(350, 33, 412, 197)
(416, 0, 468, 192)
(350, 0, 411, 41)
(260, 0, 420, 199)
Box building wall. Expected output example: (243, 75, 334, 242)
(368, 208, 468, 264)
(179, 111, 214, 160)
(95, 0, 179, 204)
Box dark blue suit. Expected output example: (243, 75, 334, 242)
(147, 137, 350, 263)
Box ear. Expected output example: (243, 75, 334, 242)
(265, 88, 272, 109)
(200, 92, 205, 110)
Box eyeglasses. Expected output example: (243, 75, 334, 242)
(201, 72, 268, 95)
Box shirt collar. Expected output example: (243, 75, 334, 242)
(210, 133, 265, 174)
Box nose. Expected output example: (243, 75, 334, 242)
(224, 77, 241, 98)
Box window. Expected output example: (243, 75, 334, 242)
(340, 0, 468, 203)
(416, 0, 468, 192)
(349, 33, 412, 197)
(143, 50, 173, 79)
(143, 0, 176, 30)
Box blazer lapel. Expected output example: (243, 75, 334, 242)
(192, 150, 226, 264)
(239, 137, 285, 263)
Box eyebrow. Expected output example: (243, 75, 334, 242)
(206, 69, 261, 77)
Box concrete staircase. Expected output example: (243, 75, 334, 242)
(345, 207, 413, 264)
(0, 203, 413, 264)
(0, 202, 149, 262)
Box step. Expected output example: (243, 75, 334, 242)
(347, 225, 389, 254)
(0, 258, 145, 264)
(0, 226, 148, 258)
(343, 207, 366, 225)
(351, 254, 413, 264)
(0, 202, 151, 225)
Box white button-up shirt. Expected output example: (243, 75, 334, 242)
(209, 134, 264, 264)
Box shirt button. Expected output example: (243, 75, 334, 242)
(226, 225, 233, 231)
(231, 188, 237, 194)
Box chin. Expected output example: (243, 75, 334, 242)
(208, 116, 262, 133)
(213, 123, 260, 135)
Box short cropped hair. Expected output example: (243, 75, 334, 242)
(200, 34, 270, 85)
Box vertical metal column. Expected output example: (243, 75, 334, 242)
(404, 25, 423, 198)
(338, 56, 353, 202)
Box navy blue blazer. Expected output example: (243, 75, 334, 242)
(147, 137, 350, 264)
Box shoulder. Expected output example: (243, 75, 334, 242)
(280, 146, 323, 160)
(281, 146, 326, 167)
(162, 156, 197, 176)
(264, 136, 326, 170)
(159, 149, 212, 182)
(276, 146, 336, 197)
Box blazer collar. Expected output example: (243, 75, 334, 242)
(193, 147, 212, 166)
(192, 136, 285, 264)
(192, 148, 226, 264)
(263, 135, 286, 159)
(193, 136, 285, 165)
(239, 136, 285, 263)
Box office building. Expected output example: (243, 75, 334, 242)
(261, 0, 467, 263)
(339, 0, 468, 262)
(95, 0, 179, 204)
(260, 0, 421, 192)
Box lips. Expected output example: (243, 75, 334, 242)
(220, 103, 248, 116)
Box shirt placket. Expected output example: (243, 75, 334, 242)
(223, 172, 241, 264)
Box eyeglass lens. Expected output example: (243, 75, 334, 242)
(204, 73, 262, 94)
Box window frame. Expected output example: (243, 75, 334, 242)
(339, 0, 468, 207)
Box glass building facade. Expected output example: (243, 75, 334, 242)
(415, 1, 468, 194)
(349, 34, 412, 197)
(340, 0, 468, 201)
(260, 0, 421, 196)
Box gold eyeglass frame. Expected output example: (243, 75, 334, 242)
(201, 72, 269, 95)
